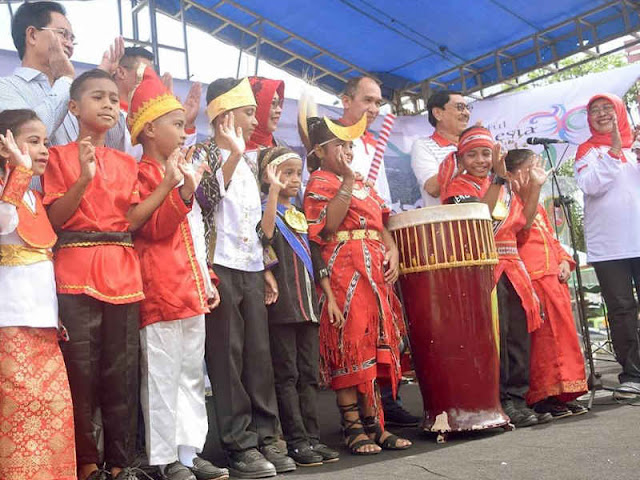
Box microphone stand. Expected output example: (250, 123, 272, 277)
(542, 142, 600, 409)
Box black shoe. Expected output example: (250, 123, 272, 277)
(534, 398, 572, 419)
(288, 444, 323, 467)
(383, 402, 421, 427)
(310, 443, 340, 463)
(86, 470, 110, 480)
(162, 461, 196, 480)
(535, 412, 554, 424)
(114, 467, 155, 480)
(566, 401, 588, 416)
(190, 457, 229, 480)
(502, 400, 537, 428)
(260, 444, 297, 473)
(228, 448, 276, 479)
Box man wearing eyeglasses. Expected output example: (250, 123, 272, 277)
(411, 90, 470, 207)
(0, 1, 123, 150)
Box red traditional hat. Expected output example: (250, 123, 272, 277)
(127, 65, 184, 145)
(457, 126, 494, 156)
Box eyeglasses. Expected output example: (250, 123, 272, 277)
(449, 102, 469, 113)
(588, 104, 614, 116)
(36, 27, 77, 45)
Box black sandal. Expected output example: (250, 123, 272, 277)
(338, 403, 380, 456)
(363, 416, 412, 450)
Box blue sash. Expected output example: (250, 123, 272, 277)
(264, 201, 314, 278)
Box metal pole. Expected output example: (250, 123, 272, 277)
(254, 20, 262, 76)
(117, 0, 124, 37)
(7, 2, 14, 21)
(131, 0, 140, 45)
(148, 0, 160, 73)
(236, 32, 244, 79)
(180, 0, 191, 78)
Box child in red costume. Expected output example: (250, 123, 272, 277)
(128, 65, 228, 480)
(0, 110, 76, 480)
(508, 149, 588, 418)
(439, 126, 550, 428)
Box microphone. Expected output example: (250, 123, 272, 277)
(526, 137, 567, 145)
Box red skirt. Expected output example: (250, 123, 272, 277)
(526, 276, 588, 405)
(0, 327, 76, 480)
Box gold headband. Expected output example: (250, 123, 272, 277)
(206, 77, 257, 121)
(270, 152, 301, 167)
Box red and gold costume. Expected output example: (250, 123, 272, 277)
(0, 165, 76, 480)
(518, 205, 588, 404)
(42, 142, 144, 303)
(304, 170, 403, 401)
(135, 157, 209, 327)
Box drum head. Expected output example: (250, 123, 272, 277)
(387, 203, 492, 231)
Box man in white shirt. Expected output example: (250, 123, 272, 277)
(339, 75, 392, 205)
(194, 77, 295, 479)
(411, 90, 470, 206)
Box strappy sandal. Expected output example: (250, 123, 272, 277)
(338, 403, 380, 456)
(363, 416, 412, 450)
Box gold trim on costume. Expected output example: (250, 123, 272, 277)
(0, 244, 52, 266)
(332, 229, 381, 242)
(56, 241, 134, 249)
(323, 114, 367, 142)
(206, 78, 257, 121)
(57, 284, 144, 302)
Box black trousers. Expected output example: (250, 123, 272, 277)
(205, 266, 279, 453)
(593, 257, 640, 383)
(58, 294, 140, 467)
(497, 275, 531, 403)
(269, 322, 320, 449)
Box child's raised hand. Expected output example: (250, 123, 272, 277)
(0, 129, 32, 170)
(162, 147, 184, 188)
(179, 146, 210, 198)
(335, 145, 354, 179)
(529, 157, 552, 187)
(78, 136, 96, 181)
(610, 112, 622, 152)
(265, 162, 287, 191)
(492, 143, 507, 178)
(217, 112, 245, 156)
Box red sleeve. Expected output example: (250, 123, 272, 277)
(539, 206, 576, 270)
(442, 176, 477, 202)
(42, 146, 71, 205)
(136, 164, 191, 240)
(303, 172, 338, 244)
(438, 151, 457, 202)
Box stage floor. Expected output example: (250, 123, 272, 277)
(198, 359, 640, 480)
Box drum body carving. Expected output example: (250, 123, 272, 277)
(388, 203, 510, 438)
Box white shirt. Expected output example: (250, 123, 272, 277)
(350, 133, 392, 205)
(0, 188, 58, 328)
(411, 132, 457, 207)
(213, 149, 264, 272)
(574, 144, 640, 263)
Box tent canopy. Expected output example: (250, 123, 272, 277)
(154, 0, 640, 104)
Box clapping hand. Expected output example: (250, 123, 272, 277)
(98, 36, 125, 75)
(162, 147, 184, 189)
(0, 129, 32, 171)
(216, 112, 245, 156)
(179, 146, 210, 200)
(492, 143, 507, 178)
(78, 136, 97, 182)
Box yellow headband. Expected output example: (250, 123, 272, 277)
(324, 114, 367, 141)
(129, 93, 184, 146)
(206, 77, 257, 122)
(270, 152, 301, 167)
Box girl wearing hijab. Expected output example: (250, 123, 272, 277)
(575, 93, 640, 396)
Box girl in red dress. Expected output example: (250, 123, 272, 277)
(508, 149, 588, 418)
(303, 116, 410, 455)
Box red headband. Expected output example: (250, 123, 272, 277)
(457, 127, 494, 156)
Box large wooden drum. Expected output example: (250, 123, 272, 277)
(388, 203, 510, 441)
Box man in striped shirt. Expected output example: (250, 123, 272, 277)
(411, 90, 470, 207)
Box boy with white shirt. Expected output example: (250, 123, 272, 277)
(193, 77, 295, 479)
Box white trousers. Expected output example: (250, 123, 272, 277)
(140, 315, 208, 465)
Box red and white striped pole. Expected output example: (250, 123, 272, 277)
(367, 113, 396, 184)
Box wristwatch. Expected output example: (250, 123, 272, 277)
(491, 174, 507, 185)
